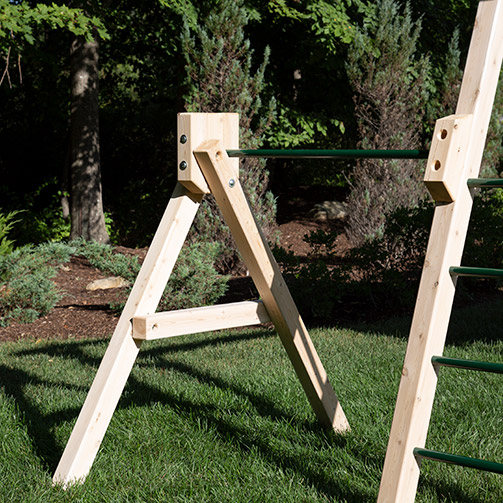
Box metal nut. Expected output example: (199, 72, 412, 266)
(179, 161, 187, 170)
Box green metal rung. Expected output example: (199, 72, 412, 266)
(226, 149, 429, 160)
(449, 266, 503, 278)
(467, 178, 503, 188)
(414, 448, 503, 475)
(432, 355, 503, 374)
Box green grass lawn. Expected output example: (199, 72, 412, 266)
(0, 299, 502, 502)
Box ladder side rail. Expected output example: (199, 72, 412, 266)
(377, 1, 503, 501)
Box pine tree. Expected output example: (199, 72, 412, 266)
(182, 0, 276, 272)
(345, 0, 431, 245)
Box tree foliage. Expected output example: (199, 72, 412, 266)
(0, 0, 107, 86)
(182, 0, 277, 272)
(1, 0, 501, 259)
(345, 0, 431, 245)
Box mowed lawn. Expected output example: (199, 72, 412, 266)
(0, 299, 502, 502)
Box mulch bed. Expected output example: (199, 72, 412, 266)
(0, 188, 349, 343)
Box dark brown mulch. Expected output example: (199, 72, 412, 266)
(0, 255, 127, 343)
(0, 188, 350, 343)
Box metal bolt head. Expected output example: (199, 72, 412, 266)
(180, 134, 187, 144)
(229, 178, 236, 188)
(179, 160, 187, 171)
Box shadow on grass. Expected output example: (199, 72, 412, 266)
(2, 330, 379, 502)
(338, 293, 503, 346)
(4, 301, 500, 501)
(418, 475, 493, 503)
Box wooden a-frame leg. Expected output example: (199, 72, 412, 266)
(53, 183, 202, 487)
(194, 142, 350, 432)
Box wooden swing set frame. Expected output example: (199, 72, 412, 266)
(53, 2, 503, 501)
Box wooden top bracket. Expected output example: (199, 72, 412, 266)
(424, 114, 473, 203)
(177, 113, 239, 194)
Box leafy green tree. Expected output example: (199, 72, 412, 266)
(182, 0, 277, 272)
(0, 0, 106, 86)
(247, 0, 365, 149)
(1, 0, 110, 242)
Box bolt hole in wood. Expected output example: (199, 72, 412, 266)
(434, 160, 442, 171)
(439, 129, 448, 140)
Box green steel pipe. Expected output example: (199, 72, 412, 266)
(414, 448, 503, 475)
(467, 178, 503, 188)
(449, 266, 503, 278)
(432, 356, 503, 374)
(226, 149, 429, 160)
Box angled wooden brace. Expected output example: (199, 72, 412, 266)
(193, 139, 350, 432)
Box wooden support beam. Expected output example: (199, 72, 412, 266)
(423, 114, 473, 203)
(378, 1, 503, 501)
(177, 113, 239, 194)
(54, 111, 347, 490)
(194, 141, 350, 433)
(132, 300, 271, 340)
(52, 184, 202, 488)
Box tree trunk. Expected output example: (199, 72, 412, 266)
(69, 34, 109, 243)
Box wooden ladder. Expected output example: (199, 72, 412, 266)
(378, 1, 503, 501)
(52, 112, 350, 488)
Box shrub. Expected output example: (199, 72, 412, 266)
(159, 242, 229, 312)
(0, 243, 74, 326)
(75, 238, 140, 283)
(182, 0, 277, 273)
(346, 190, 503, 312)
(463, 190, 503, 269)
(0, 210, 22, 256)
(75, 239, 228, 313)
(345, 0, 431, 245)
(346, 202, 434, 312)
(9, 179, 71, 245)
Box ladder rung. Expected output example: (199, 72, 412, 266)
(467, 178, 503, 188)
(413, 448, 503, 475)
(432, 356, 503, 374)
(449, 266, 503, 278)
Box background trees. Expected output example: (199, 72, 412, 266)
(182, 0, 276, 271)
(345, 0, 430, 245)
(1, 0, 502, 267)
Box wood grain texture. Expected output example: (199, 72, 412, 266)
(194, 141, 350, 433)
(378, 1, 503, 501)
(177, 113, 239, 194)
(132, 300, 271, 340)
(53, 184, 202, 487)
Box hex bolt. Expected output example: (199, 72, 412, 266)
(229, 178, 236, 188)
(179, 160, 187, 171)
(180, 134, 187, 144)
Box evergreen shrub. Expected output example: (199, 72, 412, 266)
(158, 242, 228, 312)
(75, 239, 228, 313)
(182, 0, 277, 273)
(0, 239, 228, 327)
(275, 190, 503, 322)
(345, 0, 431, 246)
(0, 243, 74, 326)
(75, 238, 140, 283)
